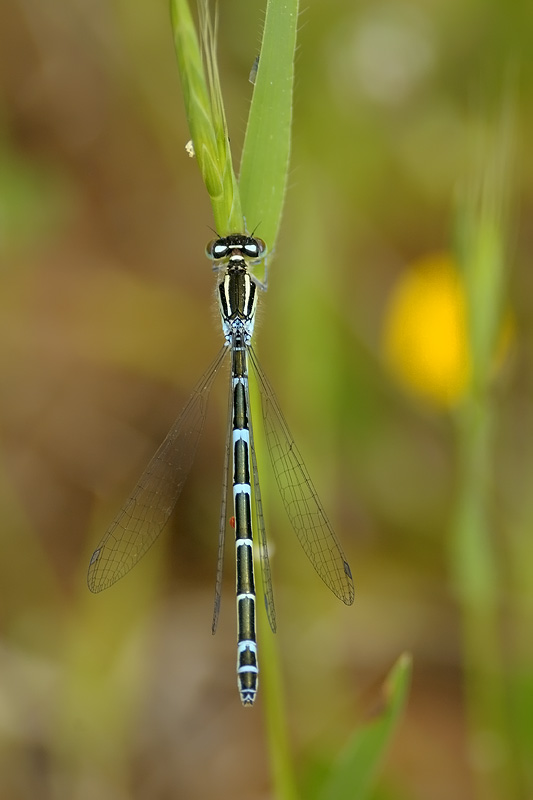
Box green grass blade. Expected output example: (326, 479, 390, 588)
(170, 0, 242, 233)
(450, 93, 518, 800)
(253, 551, 299, 800)
(317, 654, 412, 800)
(239, 0, 298, 251)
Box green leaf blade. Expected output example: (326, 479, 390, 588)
(317, 653, 412, 800)
(239, 0, 299, 251)
(170, 0, 242, 233)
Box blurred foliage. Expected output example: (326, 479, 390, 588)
(315, 654, 412, 800)
(1, 0, 533, 799)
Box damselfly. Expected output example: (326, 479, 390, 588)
(88, 234, 354, 705)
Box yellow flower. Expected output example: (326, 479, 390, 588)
(382, 253, 470, 409)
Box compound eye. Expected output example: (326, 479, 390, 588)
(244, 238, 266, 258)
(206, 239, 228, 260)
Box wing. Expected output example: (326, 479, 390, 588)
(88, 346, 228, 592)
(212, 367, 233, 633)
(247, 381, 277, 633)
(249, 347, 354, 606)
(212, 360, 277, 634)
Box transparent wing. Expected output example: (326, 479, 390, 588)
(212, 367, 233, 634)
(88, 346, 228, 593)
(212, 362, 277, 634)
(247, 381, 277, 634)
(249, 347, 354, 606)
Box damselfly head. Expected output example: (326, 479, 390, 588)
(206, 234, 266, 262)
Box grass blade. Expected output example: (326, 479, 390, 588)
(317, 653, 412, 800)
(170, 0, 242, 233)
(239, 0, 298, 252)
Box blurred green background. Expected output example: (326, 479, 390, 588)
(1, 0, 532, 798)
